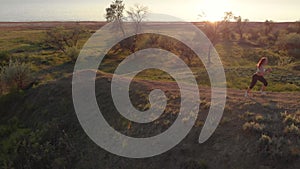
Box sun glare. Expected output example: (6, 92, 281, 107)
(197, 0, 232, 22)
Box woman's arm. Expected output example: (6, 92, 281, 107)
(257, 66, 271, 76)
(266, 68, 272, 73)
(263, 68, 272, 75)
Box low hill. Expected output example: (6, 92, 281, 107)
(1, 70, 299, 169)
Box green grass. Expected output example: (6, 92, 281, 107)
(1, 27, 299, 92)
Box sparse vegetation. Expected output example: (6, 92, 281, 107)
(258, 135, 291, 160)
(0, 117, 78, 169)
(255, 114, 265, 122)
(243, 121, 265, 132)
(284, 123, 300, 135)
(242, 110, 300, 162)
(180, 159, 208, 169)
(258, 134, 272, 145)
(0, 51, 10, 66)
(282, 111, 300, 125)
(44, 25, 87, 61)
(65, 46, 80, 62)
(0, 59, 33, 92)
(276, 33, 300, 59)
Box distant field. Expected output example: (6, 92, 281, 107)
(0, 21, 299, 91)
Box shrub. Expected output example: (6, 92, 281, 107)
(290, 146, 300, 156)
(258, 136, 290, 160)
(0, 51, 10, 65)
(180, 159, 208, 169)
(243, 121, 265, 132)
(66, 47, 80, 62)
(0, 60, 33, 91)
(276, 33, 300, 59)
(248, 28, 260, 41)
(0, 118, 32, 168)
(268, 83, 300, 92)
(257, 36, 270, 46)
(255, 114, 265, 122)
(284, 124, 300, 135)
(245, 111, 255, 117)
(242, 48, 282, 66)
(281, 111, 288, 118)
(239, 111, 257, 121)
(0, 119, 79, 169)
(286, 22, 300, 34)
(283, 114, 300, 125)
(258, 134, 272, 146)
(44, 25, 87, 54)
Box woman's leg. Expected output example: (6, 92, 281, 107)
(246, 74, 258, 96)
(248, 74, 258, 90)
(257, 76, 268, 92)
(261, 85, 266, 92)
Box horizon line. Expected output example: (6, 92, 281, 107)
(0, 20, 298, 23)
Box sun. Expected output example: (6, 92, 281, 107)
(205, 15, 223, 22)
(197, 0, 232, 22)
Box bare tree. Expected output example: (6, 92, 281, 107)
(264, 20, 274, 36)
(200, 12, 233, 64)
(221, 11, 234, 40)
(234, 16, 249, 40)
(203, 22, 222, 64)
(105, 0, 125, 36)
(126, 4, 148, 53)
(126, 4, 148, 34)
(45, 25, 86, 55)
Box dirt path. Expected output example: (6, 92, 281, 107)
(106, 71, 300, 111)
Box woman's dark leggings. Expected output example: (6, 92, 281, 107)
(249, 74, 268, 89)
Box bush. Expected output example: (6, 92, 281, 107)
(242, 48, 282, 66)
(284, 123, 300, 135)
(258, 134, 272, 146)
(257, 36, 270, 46)
(44, 26, 87, 54)
(243, 121, 265, 132)
(255, 114, 265, 122)
(66, 47, 80, 62)
(0, 119, 78, 169)
(248, 28, 260, 41)
(239, 111, 266, 122)
(0, 118, 31, 168)
(290, 146, 300, 156)
(0, 60, 33, 92)
(180, 159, 208, 169)
(276, 33, 300, 59)
(282, 113, 300, 125)
(286, 22, 300, 33)
(0, 51, 10, 66)
(268, 83, 300, 92)
(258, 136, 291, 160)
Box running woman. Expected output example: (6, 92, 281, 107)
(245, 57, 272, 97)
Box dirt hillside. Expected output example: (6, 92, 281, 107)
(1, 71, 299, 169)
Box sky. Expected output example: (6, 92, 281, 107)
(0, 0, 299, 22)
